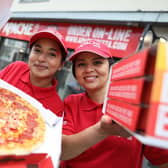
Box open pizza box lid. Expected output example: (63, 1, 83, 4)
(103, 40, 168, 149)
(0, 79, 63, 168)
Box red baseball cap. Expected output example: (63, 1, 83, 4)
(29, 28, 68, 57)
(68, 40, 112, 61)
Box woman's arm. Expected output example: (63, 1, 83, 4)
(158, 163, 168, 168)
(61, 115, 130, 160)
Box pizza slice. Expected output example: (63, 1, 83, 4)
(0, 87, 46, 155)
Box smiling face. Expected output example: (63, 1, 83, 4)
(74, 52, 110, 93)
(28, 38, 63, 82)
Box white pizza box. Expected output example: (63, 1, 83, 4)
(103, 40, 168, 149)
(0, 79, 62, 168)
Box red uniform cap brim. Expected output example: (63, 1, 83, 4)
(29, 31, 68, 55)
(69, 45, 112, 61)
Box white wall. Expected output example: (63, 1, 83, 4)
(11, 0, 168, 12)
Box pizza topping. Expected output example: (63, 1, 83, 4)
(0, 87, 46, 155)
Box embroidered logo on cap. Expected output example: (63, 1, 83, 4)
(78, 40, 101, 49)
(46, 29, 64, 41)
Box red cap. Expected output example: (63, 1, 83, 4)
(68, 40, 112, 61)
(29, 28, 68, 56)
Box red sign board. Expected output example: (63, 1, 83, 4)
(0, 20, 144, 58)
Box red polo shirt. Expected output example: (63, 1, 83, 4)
(62, 92, 168, 168)
(0, 61, 63, 116)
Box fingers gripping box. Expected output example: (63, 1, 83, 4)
(103, 41, 168, 149)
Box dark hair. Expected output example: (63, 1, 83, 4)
(60, 48, 67, 63)
(72, 57, 114, 78)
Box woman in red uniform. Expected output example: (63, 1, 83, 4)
(61, 40, 168, 168)
(0, 28, 67, 116)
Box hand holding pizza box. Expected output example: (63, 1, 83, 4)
(0, 79, 62, 168)
(103, 40, 168, 149)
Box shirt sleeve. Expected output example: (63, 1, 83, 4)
(62, 95, 77, 135)
(0, 61, 26, 80)
(0, 63, 12, 79)
(144, 145, 168, 165)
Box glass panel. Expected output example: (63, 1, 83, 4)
(56, 60, 84, 100)
(0, 38, 28, 69)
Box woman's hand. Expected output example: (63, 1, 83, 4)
(61, 115, 131, 160)
(98, 115, 131, 138)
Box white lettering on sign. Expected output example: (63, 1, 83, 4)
(107, 103, 133, 125)
(160, 72, 168, 103)
(112, 59, 141, 79)
(67, 26, 92, 37)
(108, 29, 132, 42)
(109, 85, 137, 99)
(2, 22, 36, 36)
(97, 39, 113, 48)
(92, 27, 106, 39)
(66, 36, 90, 43)
(155, 104, 168, 138)
(66, 36, 128, 51)
(112, 41, 128, 50)
(66, 26, 132, 51)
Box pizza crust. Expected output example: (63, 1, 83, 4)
(0, 87, 46, 156)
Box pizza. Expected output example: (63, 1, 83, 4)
(0, 87, 46, 156)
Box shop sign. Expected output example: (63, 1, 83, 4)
(0, 21, 144, 58)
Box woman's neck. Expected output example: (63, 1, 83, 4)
(86, 87, 107, 104)
(29, 74, 53, 88)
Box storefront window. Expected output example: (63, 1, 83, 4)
(56, 50, 84, 99)
(0, 38, 28, 69)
